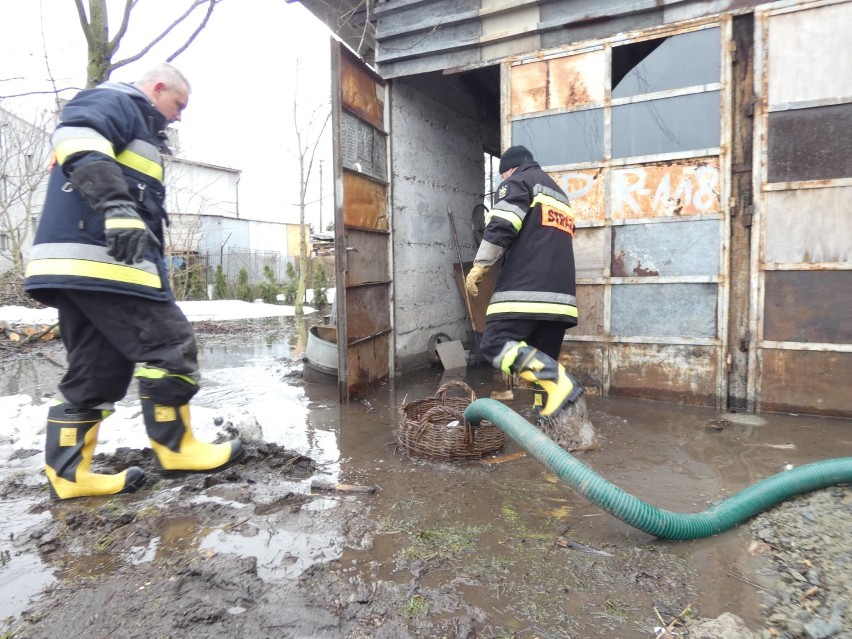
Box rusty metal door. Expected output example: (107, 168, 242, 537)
(750, 1, 852, 417)
(330, 41, 392, 403)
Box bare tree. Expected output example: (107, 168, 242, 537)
(74, 0, 224, 87)
(290, 60, 331, 316)
(0, 106, 52, 293)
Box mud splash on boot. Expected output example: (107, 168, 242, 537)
(536, 395, 598, 452)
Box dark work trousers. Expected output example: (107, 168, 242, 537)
(53, 290, 199, 408)
(479, 318, 570, 368)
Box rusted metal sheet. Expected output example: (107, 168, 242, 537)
(766, 104, 852, 183)
(767, 3, 852, 108)
(759, 349, 852, 418)
(611, 158, 721, 219)
(340, 47, 385, 131)
(342, 112, 388, 182)
(609, 343, 717, 406)
(611, 283, 717, 337)
(343, 228, 389, 287)
(343, 170, 388, 230)
(764, 271, 852, 344)
(612, 220, 720, 277)
(574, 284, 604, 336)
(345, 284, 391, 341)
(346, 332, 390, 397)
(550, 168, 605, 224)
(573, 226, 608, 279)
(764, 187, 852, 264)
(549, 50, 606, 109)
(558, 342, 605, 397)
(510, 60, 547, 115)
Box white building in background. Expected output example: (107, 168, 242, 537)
(0, 107, 51, 273)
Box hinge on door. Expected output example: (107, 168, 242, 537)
(742, 205, 754, 227)
(740, 331, 751, 352)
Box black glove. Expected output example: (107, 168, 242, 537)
(104, 204, 159, 264)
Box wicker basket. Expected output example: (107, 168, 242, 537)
(397, 380, 505, 462)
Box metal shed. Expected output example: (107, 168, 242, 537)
(297, 0, 852, 416)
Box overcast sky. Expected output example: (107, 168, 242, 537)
(0, 0, 334, 228)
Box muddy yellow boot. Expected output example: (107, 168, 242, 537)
(510, 343, 583, 417)
(45, 402, 146, 499)
(141, 398, 243, 473)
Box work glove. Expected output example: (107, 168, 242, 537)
(104, 204, 160, 264)
(465, 264, 489, 297)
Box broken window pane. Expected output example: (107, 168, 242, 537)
(612, 91, 720, 158)
(511, 109, 604, 166)
(612, 28, 720, 98)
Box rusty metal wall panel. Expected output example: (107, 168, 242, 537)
(768, 3, 852, 107)
(759, 349, 852, 418)
(575, 284, 605, 336)
(340, 48, 385, 131)
(764, 271, 852, 344)
(767, 104, 852, 183)
(512, 109, 605, 166)
(574, 226, 608, 279)
(343, 170, 389, 230)
(551, 168, 606, 224)
(765, 187, 852, 264)
(611, 158, 721, 220)
(343, 228, 389, 287)
(611, 283, 717, 337)
(612, 91, 720, 158)
(346, 332, 390, 396)
(510, 60, 547, 115)
(345, 284, 391, 341)
(549, 50, 606, 109)
(612, 220, 720, 277)
(609, 343, 718, 405)
(342, 112, 388, 182)
(559, 342, 605, 397)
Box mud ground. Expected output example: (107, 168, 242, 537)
(1, 318, 851, 639)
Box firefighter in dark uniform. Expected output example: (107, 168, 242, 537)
(25, 63, 242, 499)
(465, 145, 583, 417)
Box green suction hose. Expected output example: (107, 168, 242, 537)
(464, 398, 852, 541)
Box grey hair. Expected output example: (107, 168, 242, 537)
(136, 63, 191, 93)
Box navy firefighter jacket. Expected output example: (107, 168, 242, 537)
(475, 160, 578, 325)
(25, 81, 173, 306)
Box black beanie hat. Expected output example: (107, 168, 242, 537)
(499, 145, 533, 173)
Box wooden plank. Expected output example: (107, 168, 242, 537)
(574, 284, 604, 336)
(573, 226, 608, 278)
(344, 229, 389, 286)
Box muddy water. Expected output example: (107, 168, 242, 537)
(4, 332, 852, 636)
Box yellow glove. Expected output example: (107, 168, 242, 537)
(465, 264, 489, 297)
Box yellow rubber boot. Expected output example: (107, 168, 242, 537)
(141, 399, 243, 473)
(512, 345, 583, 417)
(45, 403, 146, 499)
